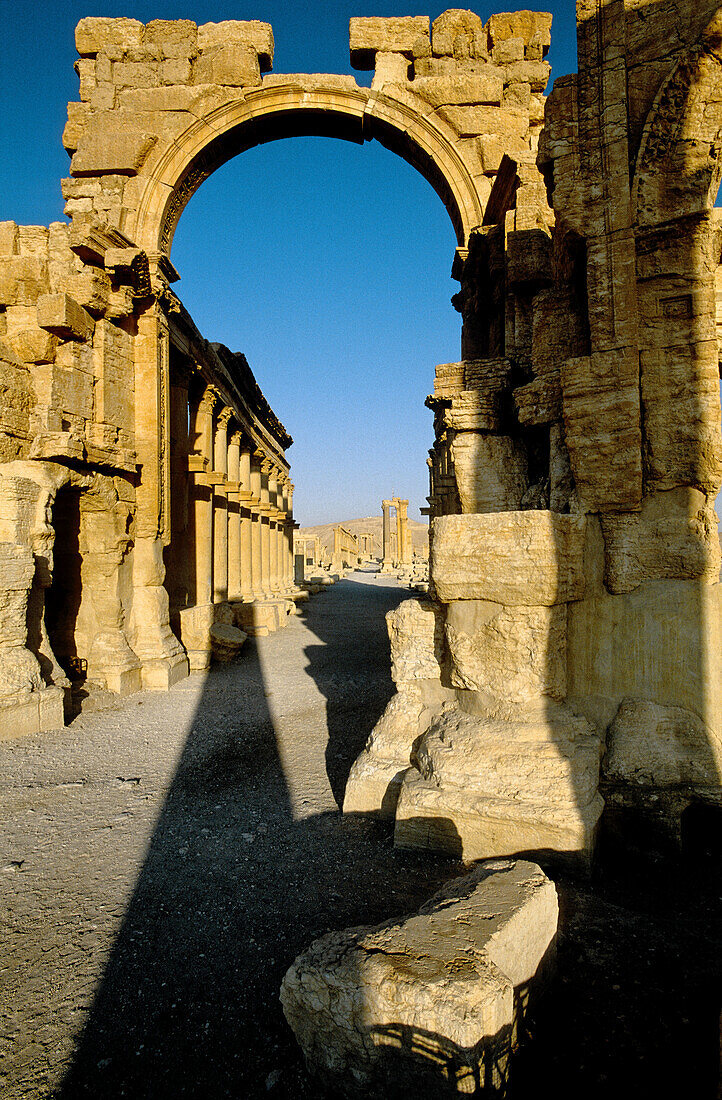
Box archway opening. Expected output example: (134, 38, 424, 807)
(168, 133, 460, 534)
(44, 485, 84, 684)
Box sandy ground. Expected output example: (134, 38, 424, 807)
(1, 570, 720, 1099)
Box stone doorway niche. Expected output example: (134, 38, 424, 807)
(44, 484, 85, 686)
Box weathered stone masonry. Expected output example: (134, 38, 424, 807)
(346, 2, 722, 860)
(2, 5, 721, 862)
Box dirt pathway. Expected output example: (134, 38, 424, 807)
(0, 572, 460, 1099)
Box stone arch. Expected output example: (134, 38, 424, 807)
(127, 82, 485, 256)
(633, 11, 722, 227)
(631, 10, 722, 498)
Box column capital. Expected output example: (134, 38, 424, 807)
(229, 430, 243, 448)
(198, 386, 218, 414)
(216, 406, 233, 429)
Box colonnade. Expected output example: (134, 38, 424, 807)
(170, 381, 298, 666)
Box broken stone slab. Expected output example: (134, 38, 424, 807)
(431, 511, 587, 605)
(281, 859, 557, 1098)
(209, 622, 248, 662)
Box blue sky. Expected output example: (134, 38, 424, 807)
(1, 2, 578, 525)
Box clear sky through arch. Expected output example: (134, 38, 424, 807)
(171, 136, 460, 525)
(0, 1, 580, 524)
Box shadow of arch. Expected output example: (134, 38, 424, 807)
(128, 82, 484, 255)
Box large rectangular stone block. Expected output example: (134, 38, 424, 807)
(431, 512, 586, 604)
(350, 16, 429, 68)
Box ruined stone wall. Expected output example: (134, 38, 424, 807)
(349, 3, 722, 860)
(0, 172, 295, 736)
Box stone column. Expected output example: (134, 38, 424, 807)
(213, 407, 231, 604)
(227, 431, 242, 600)
(129, 308, 187, 688)
(396, 498, 411, 564)
(239, 445, 254, 601)
(267, 465, 281, 594)
(381, 499, 394, 572)
(250, 457, 264, 599)
(192, 387, 215, 606)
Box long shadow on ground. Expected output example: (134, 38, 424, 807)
(57, 575, 463, 1099)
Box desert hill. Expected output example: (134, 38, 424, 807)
(296, 515, 429, 559)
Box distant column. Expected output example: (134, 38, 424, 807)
(268, 465, 281, 595)
(381, 499, 394, 572)
(260, 459, 272, 598)
(250, 457, 264, 600)
(396, 498, 411, 564)
(213, 407, 231, 603)
(239, 445, 254, 601)
(191, 387, 215, 605)
(227, 431, 242, 600)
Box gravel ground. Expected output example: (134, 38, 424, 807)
(1, 569, 720, 1099)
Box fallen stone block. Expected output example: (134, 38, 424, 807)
(281, 859, 557, 1098)
(210, 622, 247, 662)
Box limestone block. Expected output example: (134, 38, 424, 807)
(487, 12, 552, 53)
(513, 375, 561, 426)
(413, 703, 601, 809)
(451, 432, 528, 513)
(210, 622, 248, 662)
(0, 544, 35, 646)
(446, 389, 504, 431)
(387, 598, 444, 685)
(492, 37, 525, 64)
(75, 17, 144, 56)
(560, 352, 642, 513)
(197, 21, 274, 71)
(37, 293, 94, 341)
(479, 133, 528, 174)
(411, 72, 504, 108)
(507, 227, 551, 286)
(445, 599, 566, 701)
(438, 104, 528, 140)
(604, 698, 722, 788)
(371, 52, 410, 87)
(0, 686, 64, 739)
(431, 10, 487, 59)
(600, 489, 721, 593)
(350, 16, 430, 69)
(234, 600, 279, 636)
(640, 340, 722, 496)
(9, 327, 56, 365)
(144, 19, 197, 59)
(194, 43, 261, 87)
(431, 512, 587, 605)
(0, 257, 49, 307)
(159, 58, 191, 85)
(70, 130, 157, 177)
(281, 860, 557, 1097)
(396, 770, 603, 863)
(503, 61, 550, 91)
(0, 222, 19, 256)
(432, 360, 465, 398)
(67, 269, 112, 317)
